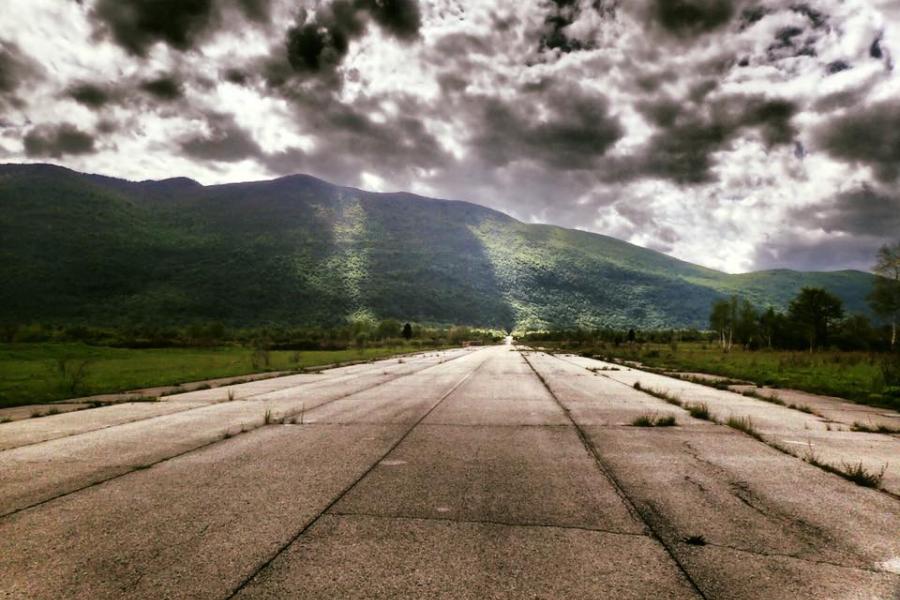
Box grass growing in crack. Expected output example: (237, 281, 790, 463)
(631, 413, 677, 427)
(30, 410, 43, 418)
(683, 535, 707, 546)
(840, 462, 887, 487)
(227, 389, 236, 402)
(851, 421, 900, 434)
(685, 402, 711, 420)
(634, 382, 684, 407)
(742, 389, 785, 405)
(740, 389, 822, 417)
(801, 444, 887, 489)
(725, 415, 763, 440)
(263, 408, 274, 425)
(0, 416, 12, 424)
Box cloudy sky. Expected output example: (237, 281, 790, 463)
(1, 0, 898, 273)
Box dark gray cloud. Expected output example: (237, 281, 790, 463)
(754, 186, 900, 271)
(90, 0, 273, 56)
(620, 94, 797, 184)
(179, 113, 262, 162)
(140, 76, 183, 101)
(92, 0, 216, 56)
(753, 234, 884, 272)
(286, 2, 364, 73)
(650, 0, 736, 36)
(285, 0, 422, 76)
(23, 124, 96, 158)
(0, 40, 42, 105)
(66, 82, 114, 108)
(539, 0, 590, 53)
(804, 186, 900, 237)
(472, 84, 623, 170)
(361, 0, 422, 40)
(816, 100, 900, 182)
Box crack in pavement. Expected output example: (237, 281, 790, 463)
(538, 351, 894, 581)
(0, 350, 479, 521)
(692, 540, 900, 577)
(520, 349, 710, 600)
(550, 352, 900, 503)
(221, 353, 490, 600)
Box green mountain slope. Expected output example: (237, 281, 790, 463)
(0, 164, 876, 330)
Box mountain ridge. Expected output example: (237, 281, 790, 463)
(0, 163, 875, 330)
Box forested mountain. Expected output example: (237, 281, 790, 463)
(0, 164, 875, 330)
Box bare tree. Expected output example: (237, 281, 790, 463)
(869, 242, 900, 350)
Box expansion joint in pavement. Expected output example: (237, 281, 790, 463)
(519, 349, 712, 600)
(546, 352, 900, 504)
(0, 435, 225, 520)
(221, 353, 491, 600)
(326, 509, 651, 538)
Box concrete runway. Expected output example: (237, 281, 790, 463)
(1, 345, 898, 599)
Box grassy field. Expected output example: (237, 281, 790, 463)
(538, 341, 899, 410)
(0, 343, 447, 408)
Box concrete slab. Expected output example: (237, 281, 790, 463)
(425, 352, 570, 426)
(730, 385, 900, 432)
(333, 424, 644, 534)
(0, 350, 479, 516)
(2, 343, 896, 599)
(524, 352, 700, 426)
(0, 424, 407, 600)
(0, 403, 92, 423)
(552, 352, 900, 496)
(766, 429, 900, 493)
(581, 426, 900, 569)
(0, 401, 207, 451)
(678, 545, 900, 600)
(232, 514, 700, 600)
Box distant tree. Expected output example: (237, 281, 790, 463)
(402, 322, 413, 340)
(788, 287, 844, 352)
(709, 296, 738, 351)
(627, 328, 636, 343)
(758, 307, 778, 349)
(833, 314, 876, 351)
(868, 242, 900, 350)
(735, 299, 758, 348)
(376, 319, 402, 340)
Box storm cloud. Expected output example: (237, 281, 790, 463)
(816, 101, 900, 182)
(23, 124, 96, 158)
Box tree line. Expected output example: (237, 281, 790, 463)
(0, 319, 502, 350)
(710, 241, 900, 353)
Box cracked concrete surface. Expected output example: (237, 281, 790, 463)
(1, 345, 898, 599)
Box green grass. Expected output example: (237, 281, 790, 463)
(592, 342, 898, 410)
(0, 342, 446, 408)
(685, 402, 711, 420)
(631, 413, 678, 427)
